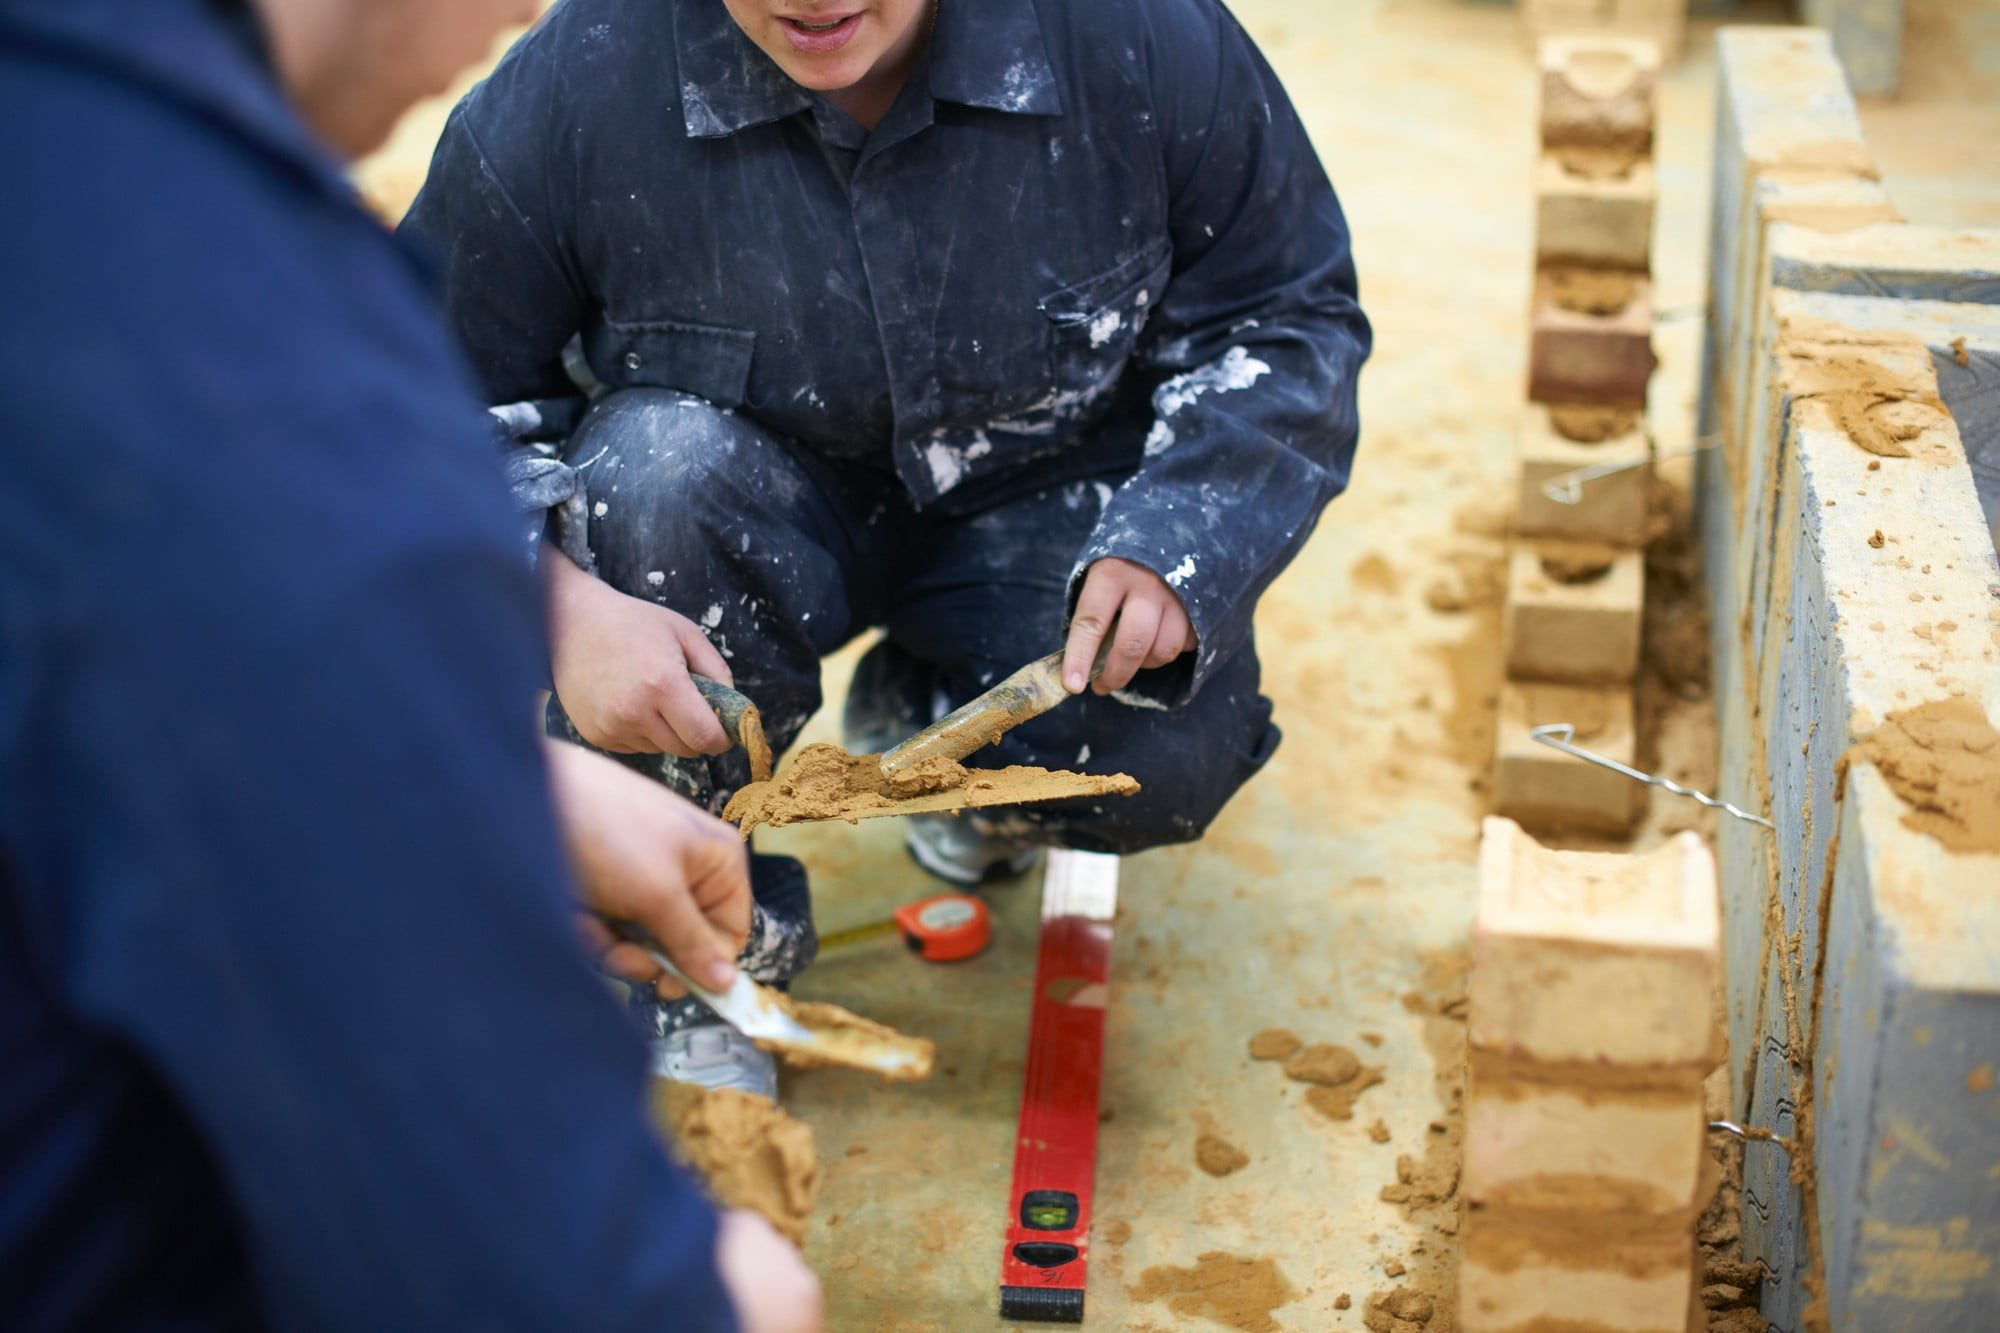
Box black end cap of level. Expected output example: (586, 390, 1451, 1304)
(999, 1286, 1084, 1323)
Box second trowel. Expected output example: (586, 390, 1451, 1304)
(604, 919, 933, 1081)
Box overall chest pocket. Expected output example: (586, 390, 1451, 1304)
(1039, 242, 1173, 413)
(585, 317, 757, 408)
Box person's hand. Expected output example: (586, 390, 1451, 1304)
(717, 1210, 824, 1332)
(1061, 556, 1196, 696)
(544, 739, 751, 998)
(545, 550, 734, 757)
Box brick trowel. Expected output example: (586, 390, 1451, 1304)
(721, 636, 1134, 835)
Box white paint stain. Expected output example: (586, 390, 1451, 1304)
(701, 604, 724, 629)
(645, 571, 665, 587)
(1088, 310, 1123, 348)
(1076, 744, 1092, 765)
(1093, 482, 1114, 509)
(1155, 346, 1272, 416)
(925, 441, 966, 493)
(1000, 63, 1039, 110)
(1165, 554, 1196, 588)
(922, 430, 994, 494)
(1143, 420, 1176, 457)
(1111, 688, 1170, 712)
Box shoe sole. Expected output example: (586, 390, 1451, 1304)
(905, 832, 1043, 887)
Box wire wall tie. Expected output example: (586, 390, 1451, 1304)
(1542, 436, 1722, 507)
(1530, 724, 1775, 830)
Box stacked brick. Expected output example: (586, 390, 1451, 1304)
(1522, 0, 1687, 63)
(1492, 37, 1659, 839)
(1461, 817, 1721, 1333)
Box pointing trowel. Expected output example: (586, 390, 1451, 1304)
(603, 918, 933, 1081)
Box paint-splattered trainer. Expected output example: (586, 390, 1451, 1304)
(904, 811, 1043, 887)
(654, 1022, 779, 1102)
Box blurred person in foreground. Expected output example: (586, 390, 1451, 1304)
(0, 0, 819, 1328)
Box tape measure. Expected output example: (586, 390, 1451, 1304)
(819, 892, 992, 963)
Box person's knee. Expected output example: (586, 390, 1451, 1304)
(569, 388, 764, 511)
(567, 389, 789, 587)
(1109, 706, 1276, 850)
(1002, 665, 1278, 855)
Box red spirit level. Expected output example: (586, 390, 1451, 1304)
(998, 850, 1119, 1323)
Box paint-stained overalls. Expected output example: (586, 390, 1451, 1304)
(402, 0, 1372, 1014)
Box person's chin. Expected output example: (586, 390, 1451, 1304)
(778, 54, 877, 94)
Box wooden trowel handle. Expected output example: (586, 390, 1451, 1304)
(877, 633, 1114, 779)
(691, 674, 774, 783)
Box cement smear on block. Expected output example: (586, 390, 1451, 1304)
(1845, 698, 2000, 854)
(1548, 265, 1642, 316)
(1550, 404, 1642, 443)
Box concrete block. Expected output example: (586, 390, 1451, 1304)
(1702, 27, 1882, 526)
(1516, 402, 1654, 543)
(1503, 540, 1644, 685)
(1492, 681, 1643, 839)
(1530, 266, 1657, 406)
(1536, 150, 1656, 270)
(1767, 285, 2000, 560)
(1716, 178, 1900, 527)
(1768, 223, 2000, 308)
(1763, 224, 2000, 552)
(1460, 1210, 1696, 1333)
(1463, 1072, 1708, 1216)
(1538, 32, 1659, 152)
(1801, 0, 1907, 98)
(1818, 766, 2000, 1329)
(1472, 818, 1721, 1070)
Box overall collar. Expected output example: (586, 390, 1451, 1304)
(675, 0, 1062, 140)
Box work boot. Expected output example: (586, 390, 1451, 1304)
(654, 1020, 780, 1101)
(905, 812, 1043, 887)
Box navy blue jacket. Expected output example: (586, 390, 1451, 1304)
(0, 1, 730, 1327)
(404, 0, 1370, 703)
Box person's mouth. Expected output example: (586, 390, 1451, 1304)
(778, 11, 864, 55)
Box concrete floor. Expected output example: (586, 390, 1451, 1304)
(354, 2, 2000, 1327)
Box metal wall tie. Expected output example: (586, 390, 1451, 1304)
(1529, 723, 1776, 830)
(1542, 436, 1721, 507)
